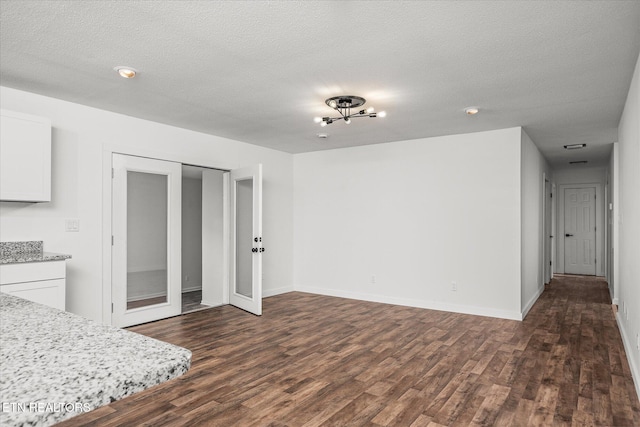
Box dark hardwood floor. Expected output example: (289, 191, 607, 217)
(58, 275, 639, 426)
(181, 290, 211, 314)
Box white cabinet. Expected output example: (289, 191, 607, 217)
(0, 261, 66, 310)
(0, 109, 52, 202)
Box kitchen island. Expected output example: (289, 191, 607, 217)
(0, 293, 191, 426)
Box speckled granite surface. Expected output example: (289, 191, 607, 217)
(0, 293, 191, 426)
(0, 241, 71, 264)
(0, 241, 43, 256)
(0, 251, 72, 264)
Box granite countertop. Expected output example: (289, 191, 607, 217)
(0, 241, 71, 265)
(0, 293, 192, 426)
(0, 251, 72, 265)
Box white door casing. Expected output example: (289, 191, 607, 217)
(544, 178, 552, 284)
(563, 187, 596, 275)
(112, 154, 182, 327)
(229, 164, 263, 316)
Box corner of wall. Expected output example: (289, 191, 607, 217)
(519, 129, 549, 315)
(521, 283, 545, 320)
(615, 51, 640, 400)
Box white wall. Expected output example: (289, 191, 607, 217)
(553, 165, 607, 186)
(293, 128, 523, 320)
(553, 165, 606, 276)
(616, 53, 640, 397)
(520, 129, 551, 317)
(0, 86, 294, 322)
(182, 176, 203, 292)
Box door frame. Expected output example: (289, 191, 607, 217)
(542, 175, 552, 284)
(200, 168, 230, 308)
(102, 144, 236, 325)
(556, 183, 602, 276)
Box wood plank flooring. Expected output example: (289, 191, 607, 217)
(181, 290, 212, 314)
(58, 275, 639, 426)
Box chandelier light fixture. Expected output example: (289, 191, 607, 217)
(314, 95, 386, 127)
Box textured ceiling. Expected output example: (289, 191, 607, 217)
(1, 1, 639, 167)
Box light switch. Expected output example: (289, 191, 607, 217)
(65, 219, 80, 232)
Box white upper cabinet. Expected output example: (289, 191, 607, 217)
(0, 109, 52, 202)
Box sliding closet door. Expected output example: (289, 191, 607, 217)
(112, 154, 182, 327)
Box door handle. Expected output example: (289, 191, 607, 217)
(565, 233, 573, 237)
(259, 248, 265, 253)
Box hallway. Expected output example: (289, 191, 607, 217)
(523, 275, 638, 425)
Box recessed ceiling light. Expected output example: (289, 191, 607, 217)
(464, 107, 479, 115)
(114, 66, 137, 79)
(317, 133, 328, 139)
(564, 144, 587, 150)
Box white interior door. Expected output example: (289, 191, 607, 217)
(564, 187, 596, 275)
(112, 154, 182, 327)
(229, 164, 262, 315)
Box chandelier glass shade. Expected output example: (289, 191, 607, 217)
(314, 95, 385, 126)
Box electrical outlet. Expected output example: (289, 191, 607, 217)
(65, 219, 80, 232)
(371, 275, 376, 284)
(185, 275, 189, 282)
(451, 282, 457, 291)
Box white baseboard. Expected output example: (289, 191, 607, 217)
(616, 312, 640, 401)
(182, 285, 202, 293)
(127, 286, 202, 302)
(199, 300, 224, 308)
(127, 291, 167, 302)
(294, 285, 522, 321)
(127, 266, 166, 274)
(263, 286, 294, 298)
(521, 285, 545, 320)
